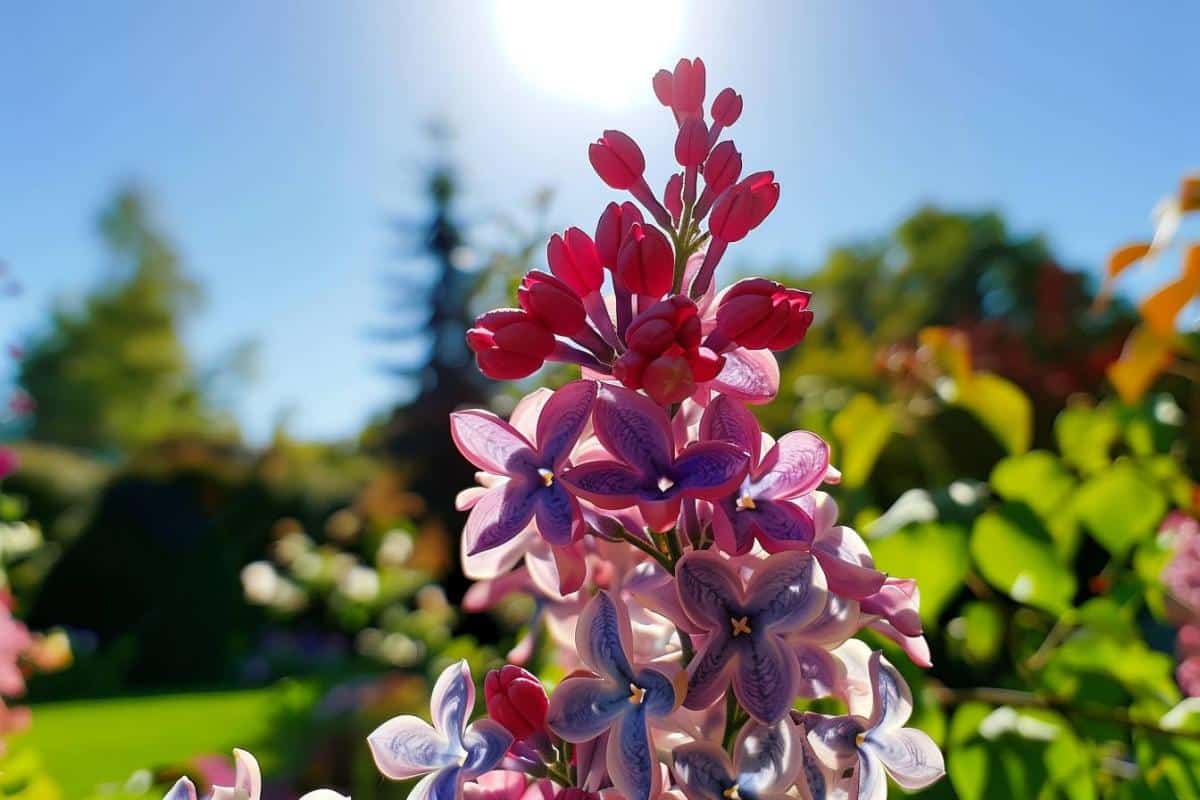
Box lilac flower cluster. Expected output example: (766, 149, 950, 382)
(1161, 512, 1200, 696)
(159, 57, 944, 800)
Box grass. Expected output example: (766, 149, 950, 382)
(9, 680, 317, 798)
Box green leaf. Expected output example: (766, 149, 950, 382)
(948, 601, 1006, 666)
(831, 393, 895, 488)
(956, 372, 1032, 455)
(871, 522, 969, 626)
(970, 504, 1076, 615)
(989, 451, 1079, 559)
(1054, 405, 1119, 475)
(1073, 461, 1167, 557)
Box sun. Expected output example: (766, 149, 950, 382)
(494, 0, 684, 109)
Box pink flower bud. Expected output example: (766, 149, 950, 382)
(618, 296, 723, 403)
(616, 224, 674, 298)
(518, 271, 586, 335)
(703, 141, 742, 197)
(466, 309, 555, 380)
(546, 228, 603, 295)
(708, 171, 780, 243)
(641, 353, 696, 405)
(595, 202, 645, 270)
(485, 665, 549, 741)
(674, 118, 709, 168)
(652, 69, 674, 107)
(0, 447, 17, 481)
(671, 58, 706, 116)
(715, 278, 814, 351)
(711, 88, 743, 127)
(664, 174, 684, 223)
(588, 130, 646, 190)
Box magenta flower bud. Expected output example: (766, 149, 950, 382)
(652, 69, 674, 107)
(711, 88, 743, 127)
(547, 228, 604, 296)
(664, 173, 684, 223)
(484, 665, 549, 741)
(518, 271, 587, 336)
(616, 223, 674, 298)
(674, 118, 710, 168)
(466, 309, 555, 380)
(595, 202, 645, 270)
(709, 171, 780, 244)
(0, 447, 18, 481)
(671, 58, 706, 116)
(588, 130, 646, 190)
(618, 296, 722, 404)
(715, 278, 814, 351)
(703, 141, 742, 196)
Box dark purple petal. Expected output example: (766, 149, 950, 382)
(671, 441, 749, 500)
(711, 500, 757, 556)
(683, 630, 736, 712)
(709, 347, 778, 405)
(753, 432, 829, 501)
(432, 659, 475, 744)
(592, 384, 674, 475)
(462, 719, 514, 777)
(546, 676, 628, 743)
(367, 716, 458, 780)
(562, 461, 649, 509)
(464, 482, 537, 556)
(607, 706, 658, 800)
(450, 409, 536, 475)
(746, 551, 824, 632)
(411, 767, 464, 800)
(576, 591, 635, 682)
(740, 499, 815, 551)
(633, 666, 680, 718)
(862, 729, 944, 790)
(700, 394, 762, 466)
(675, 551, 743, 628)
(536, 380, 598, 468)
(732, 635, 799, 723)
(672, 741, 734, 800)
(533, 482, 581, 545)
(733, 718, 803, 797)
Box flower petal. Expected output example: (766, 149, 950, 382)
(211, 749, 261, 800)
(463, 719, 515, 776)
(711, 501, 757, 556)
(533, 482, 582, 545)
(733, 634, 799, 723)
(433, 659, 476, 745)
(536, 380, 598, 468)
(670, 442, 749, 501)
(732, 717, 803, 796)
(794, 643, 843, 700)
(592, 384, 674, 476)
(411, 767, 465, 800)
(856, 749, 888, 800)
(546, 675, 628, 742)
(684, 631, 736, 712)
(813, 525, 885, 599)
(463, 770, 528, 800)
(607, 706, 660, 800)
(510, 388, 554, 440)
(710, 348, 778, 405)
(866, 652, 913, 731)
(464, 482, 538, 556)
(675, 551, 742, 629)
(672, 741, 734, 800)
(863, 728, 945, 790)
(741, 499, 816, 552)
(576, 591, 635, 681)
(563, 460, 650, 509)
(368, 715, 458, 779)
(462, 528, 534, 581)
(298, 792, 351, 800)
(860, 578, 922, 638)
(699, 395, 762, 466)
(747, 551, 825, 633)
(451, 410, 536, 475)
(753, 432, 829, 501)
(163, 777, 198, 800)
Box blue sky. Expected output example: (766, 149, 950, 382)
(2, 2, 1196, 442)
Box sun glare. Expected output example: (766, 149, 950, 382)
(494, 0, 684, 109)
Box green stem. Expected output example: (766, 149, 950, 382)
(619, 528, 674, 574)
(722, 692, 745, 752)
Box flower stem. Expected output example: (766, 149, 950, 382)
(619, 528, 675, 574)
(722, 692, 743, 752)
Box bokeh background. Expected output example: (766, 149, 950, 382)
(1, 2, 1199, 798)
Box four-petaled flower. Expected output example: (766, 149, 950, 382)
(671, 717, 804, 800)
(563, 384, 748, 531)
(676, 550, 826, 723)
(369, 660, 513, 800)
(546, 592, 684, 800)
(700, 396, 831, 555)
(803, 651, 944, 800)
(451, 380, 597, 555)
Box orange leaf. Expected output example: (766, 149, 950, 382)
(1181, 174, 1200, 213)
(1107, 242, 1153, 279)
(1107, 325, 1174, 404)
(918, 326, 972, 385)
(1140, 245, 1200, 337)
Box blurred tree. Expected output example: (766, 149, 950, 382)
(17, 187, 232, 452)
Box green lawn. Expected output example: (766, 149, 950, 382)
(9, 680, 317, 798)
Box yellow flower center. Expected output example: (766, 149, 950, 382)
(735, 493, 756, 511)
(628, 683, 646, 705)
(537, 468, 555, 487)
(723, 786, 740, 800)
(730, 616, 752, 636)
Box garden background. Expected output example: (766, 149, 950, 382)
(2, 2, 1200, 798)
